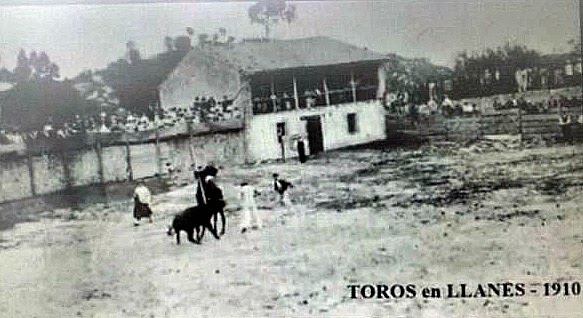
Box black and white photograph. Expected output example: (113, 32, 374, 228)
(0, 0, 582, 317)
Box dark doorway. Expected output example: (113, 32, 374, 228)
(304, 115, 324, 155)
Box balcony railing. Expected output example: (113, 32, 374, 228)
(252, 85, 378, 115)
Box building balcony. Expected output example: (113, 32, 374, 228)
(252, 85, 379, 115)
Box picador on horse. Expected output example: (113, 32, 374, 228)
(194, 165, 226, 236)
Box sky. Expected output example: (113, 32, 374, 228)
(0, 0, 580, 78)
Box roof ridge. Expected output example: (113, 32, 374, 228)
(174, 36, 390, 76)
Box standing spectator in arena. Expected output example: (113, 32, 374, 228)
(297, 135, 307, 163)
(133, 181, 153, 225)
(239, 182, 262, 233)
(272, 173, 294, 207)
(576, 114, 583, 143)
(558, 112, 573, 144)
(409, 103, 419, 126)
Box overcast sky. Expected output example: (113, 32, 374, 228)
(0, 0, 579, 78)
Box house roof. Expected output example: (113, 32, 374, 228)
(189, 36, 390, 74)
(539, 53, 581, 67)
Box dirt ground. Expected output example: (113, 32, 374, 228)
(0, 141, 582, 318)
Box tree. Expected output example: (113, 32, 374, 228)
(126, 40, 141, 64)
(451, 43, 542, 98)
(186, 27, 194, 37)
(164, 36, 174, 52)
(0, 68, 14, 83)
(94, 38, 191, 115)
(567, 38, 581, 56)
(31, 51, 59, 80)
(174, 36, 192, 52)
(1, 80, 98, 131)
(11, 49, 60, 82)
(248, 0, 297, 40)
(198, 33, 209, 47)
(13, 49, 31, 83)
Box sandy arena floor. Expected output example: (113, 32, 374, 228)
(0, 142, 582, 317)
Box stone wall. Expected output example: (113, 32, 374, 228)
(0, 130, 244, 204)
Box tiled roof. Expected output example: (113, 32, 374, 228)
(184, 36, 390, 74)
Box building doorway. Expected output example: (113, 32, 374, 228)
(303, 115, 324, 155)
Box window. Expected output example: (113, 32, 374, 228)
(276, 122, 286, 143)
(347, 113, 358, 134)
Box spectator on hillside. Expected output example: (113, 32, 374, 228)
(493, 98, 502, 110)
(43, 118, 55, 138)
(427, 98, 438, 115)
(442, 98, 454, 117)
(99, 123, 111, 133)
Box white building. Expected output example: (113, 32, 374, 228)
(159, 36, 390, 162)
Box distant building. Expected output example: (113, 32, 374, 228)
(517, 53, 582, 91)
(160, 36, 390, 162)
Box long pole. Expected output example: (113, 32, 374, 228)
(293, 76, 299, 109)
(579, 0, 583, 168)
(580, 0, 583, 117)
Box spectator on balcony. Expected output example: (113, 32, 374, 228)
(270, 93, 278, 112)
(282, 92, 293, 110)
(304, 91, 316, 108)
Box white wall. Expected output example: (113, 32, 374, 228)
(159, 48, 243, 111)
(246, 100, 386, 162)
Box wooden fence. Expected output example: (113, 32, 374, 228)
(387, 106, 582, 142)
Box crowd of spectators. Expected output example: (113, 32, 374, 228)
(0, 95, 241, 145)
(390, 93, 583, 120)
(493, 95, 583, 114)
(389, 95, 479, 119)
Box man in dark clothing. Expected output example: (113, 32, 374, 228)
(559, 113, 573, 144)
(133, 182, 153, 226)
(194, 165, 226, 235)
(297, 136, 307, 163)
(195, 165, 219, 205)
(273, 173, 293, 207)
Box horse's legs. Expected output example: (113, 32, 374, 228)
(187, 229, 196, 243)
(213, 213, 218, 232)
(219, 210, 226, 235)
(206, 220, 220, 240)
